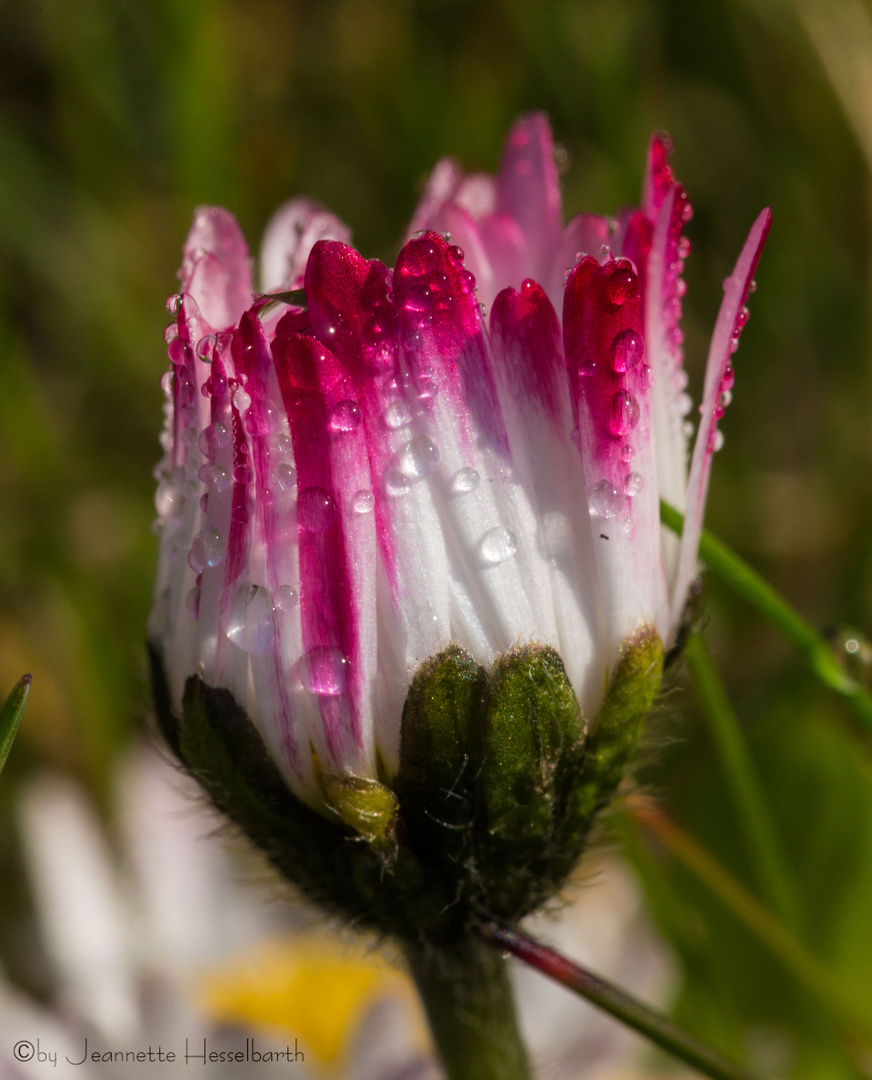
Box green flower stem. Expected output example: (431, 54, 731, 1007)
(404, 935, 532, 1080)
(0, 673, 30, 777)
(478, 918, 760, 1080)
(631, 800, 872, 1049)
(660, 501, 872, 731)
(684, 633, 804, 933)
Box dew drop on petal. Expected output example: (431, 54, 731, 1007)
(590, 480, 623, 519)
(166, 293, 182, 315)
(272, 462, 297, 492)
(164, 324, 179, 345)
(330, 399, 362, 432)
(353, 489, 375, 514)
(480, 526, 518, 565)
(196, 334, 216, 360)
(610, 328, 644, 372)
(297, 486, 338, 531)
(609, 390, 640, 436)
(384, 399, 413, 430)
(188, 525, 223, 572)
(300, 646, 351, 695)
(156, 480, 184, 520)
(607, 263, 640, 307)
(399, 434, 440, 479)
(274, 585, 298, 614)
(225, 582, 276, 655)
(621, 444, 635, 464)
(624, 472, 644, 497)
(452, 466, 480, 494)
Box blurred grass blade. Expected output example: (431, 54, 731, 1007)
(0, 673, 31, 776)
(630, 798, 872, 1049)
(685, 633, 804, 933)
(661, 500, 872, 731)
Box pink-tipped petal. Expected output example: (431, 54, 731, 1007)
(643, 133, 677, 221)
(564, 257, 668, 660)
(408, 157, 464, 235)
(671, 207, 772, 629)
(180, 206, 253, 333)
(642, 185, 695, 546)
(274, 331, 377, 779)
(490, 282, 604, 713)
(496, 113, 562, 283)
(260, 197, 352, 293)
(393, 233, 559, 667)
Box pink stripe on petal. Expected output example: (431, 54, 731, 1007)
(181, 207, 253, 333)
(671, 207, 771, 630)
(564, 256, 667, 655)
(274, 331, 376, 777)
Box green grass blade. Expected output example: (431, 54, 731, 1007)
(0, 673, 31, 777)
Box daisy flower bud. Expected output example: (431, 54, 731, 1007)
(149, 115, 769, 934)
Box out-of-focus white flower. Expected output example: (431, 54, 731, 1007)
(1, 752, 679, 1080)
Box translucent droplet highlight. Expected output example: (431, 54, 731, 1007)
(590, 480, 623, 519)
(480, 526, 518, 566)
(300, 646, 351, 695)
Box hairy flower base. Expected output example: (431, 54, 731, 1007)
(149, 628, 662, 941)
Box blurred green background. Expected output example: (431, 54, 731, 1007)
(2, 0, 872, 1075)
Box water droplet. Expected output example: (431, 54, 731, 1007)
(233, 387, 252, 413)
(609, 390, 640, 436)
(713, 429, 725, 452)
(168, 338, 186, 365)
(164, 324, 179, 345)
(682, 420, 695, 439)
(418, 378, 438, 402)
(188, 525, 223, 572)
(624, 471, 644, 497)
(272, 462, 297, 492)
(399, 434, 440, 479)
(330, 399, 362, 432)
(384, 399, 412, 429)
(610, 328, 644, 372)
(298, 486, 337, 531)
(225, 582, 276, 655)
(181, 425, 198, 447)
(353, 489, 375, 514)
(621, 444, 635, 464)
(480, 526, 518, 565)
(166, 293, 182, 315)
(155, 479, 184, 519)
(736, 305, 750, 329)
(677, 237, 691, 259)
(721, 390, 733, 407)
(198, 422, 231, 458)
(196, 334, 216, 360)
(452, 466, 480, 494)
(274, 585, 298, 614)
(233, 462, 253, 484)
(590, 480, 623, 519)
(385, 472, 412, 498)
(607, 262, 640, 306)
(300, 646, 351, 695)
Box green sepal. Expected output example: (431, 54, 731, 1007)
(0, 673, 31, 778)
(393, 645, 488, 873)
(572, 625, 664, 824)
(475, 645, 586, 917)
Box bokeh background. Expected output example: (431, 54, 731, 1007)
(2, 0, 872, 1076)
